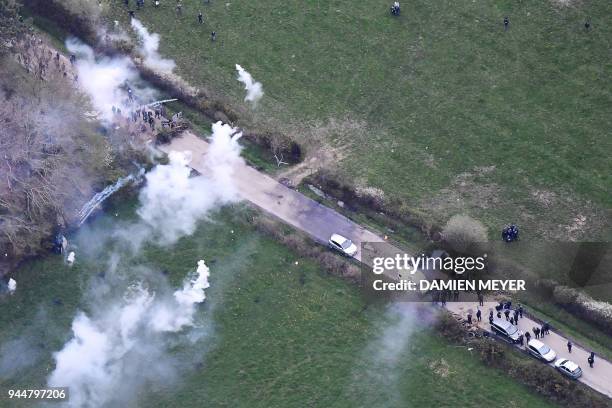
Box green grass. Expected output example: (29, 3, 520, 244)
(103, 0, 611, 239)
(0, 201, 556, 408)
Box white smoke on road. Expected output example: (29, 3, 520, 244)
(66, 38, 156, 121)
(235, 64, 263, 104)
(131, 19, 176, 73)
(48, 260, 211, 407)
(134, 121, 243, 246)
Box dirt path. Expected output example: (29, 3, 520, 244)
(158, 131, 612, 400)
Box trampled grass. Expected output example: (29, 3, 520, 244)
(103, 0, 611, 239)
(0, 202, 555, 408)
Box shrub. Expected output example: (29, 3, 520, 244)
(552, 285, 612, 335)
(441, 214, 488, 255)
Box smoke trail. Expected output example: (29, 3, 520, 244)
(349, 304, 419, 407)
(235, 64, 264, 104)
(131, 19, 176, 73)
(66, 38, 156, 121)
(48, 260, 211, 407)
(77, 169, 145, 226)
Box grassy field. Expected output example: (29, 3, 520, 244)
(103, 0, 611, 240)
(0, 200, 556, 408)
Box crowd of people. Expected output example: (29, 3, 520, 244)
(478, 300, 598, 369)
(432, 292, 601, 371)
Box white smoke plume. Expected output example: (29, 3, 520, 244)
(7, 278, 16, 293)
(131, 19, 176, 73)
(151, 260, 211, 332)
(48, 260, 211, 407)
(66, 38, 156, 121)
(134, 121, 243, 246)
(235, 64, 264, 104)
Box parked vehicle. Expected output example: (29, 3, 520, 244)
(554, 358, 583, 379)
(527, 339, 557, 362)
(328, 233, 357, 257)
(490, 318, 522, 343)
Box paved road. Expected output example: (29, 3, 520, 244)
(158, 131, 612, 400)
(157, 131, 385, 261)
(447, 301, 612, 398)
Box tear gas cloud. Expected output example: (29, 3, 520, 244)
(66, 38, 156, 121)
(350, 304, 419, 405)
(235, 64, 264, 103)
(131, 18, 176, 73)
(47, 120, 244, 406)
(134, 121, 243, 246)
(48, 261, 210, 407)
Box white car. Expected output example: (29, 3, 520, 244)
(527, 339, 557, 362)
(328, 233, 357, 257)
(554, 358, 583, 379)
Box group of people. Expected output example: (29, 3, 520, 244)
(112, 103, 182, 133)
(502, 224, 519, 242)
(476, 300, 599, 369)
(125, 0, 217, 41)
(531, 322, 550, 339)
(432, 288, 462, 305)
(390, 2, 400, 16)
(489, 300, 524, 326)
(14, 35, 80, 83)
